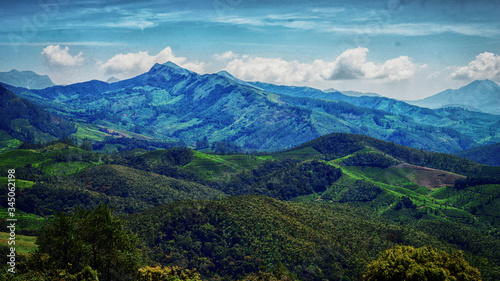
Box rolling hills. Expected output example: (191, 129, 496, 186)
(1, 132, 500, 280)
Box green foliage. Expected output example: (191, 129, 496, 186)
(0, 129, 22, 153)
(32, 204, 140, 281)
(127, 196, 455, 281)
(364, 245, 482, 281)
(454, 177, 500, 190)
(455, 142, 500, 167)
(292, 133, 482, 175)
(0, 85, 76, 143)
(222, 160, 342, 200)
(394, 196, 417, 210)
(17, 164, 225, 215)
(137, 266, 202, 281)
(0, 232, 37, 255)
(341, 152, 399, 168)
(337, 180, 383, 203)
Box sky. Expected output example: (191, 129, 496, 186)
(0, 0, 499, 100)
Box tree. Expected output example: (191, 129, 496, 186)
(196, 136, 209, 149)
(33, 204, 140, 281)
(81, 137, 93, 151)
(137, 266, 202, 281)
(364, 245, 481, 281)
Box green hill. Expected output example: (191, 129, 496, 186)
(3, 133, 500, 280)
(127, 195, 500, 281)
(16, 164, 226, 215)
(0, 85, 76, 145)
(289, 132, 483, 175)
(455, 142, 500, 166)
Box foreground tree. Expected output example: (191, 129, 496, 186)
(32, 204, 140, 281)
(137, 265, 202, 281)
(364, 245, 481, 281)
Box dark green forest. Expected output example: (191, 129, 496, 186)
(1, 133, 499, 280)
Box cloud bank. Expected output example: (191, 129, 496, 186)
(41, 45, 84, 67)
(224, 48, 424, 84)
(99, 47, 206, 78)
(450, 52, 500, 80)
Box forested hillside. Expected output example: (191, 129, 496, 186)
(1, 133, 499, 280)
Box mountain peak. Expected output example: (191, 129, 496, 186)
(149, 61, 192, 76)
(216, 70, 244, 82)
(216, 70, 234, 78)
(459, 79, 500, 95)
(409, 79, 500, 115)
(106, 77, 120, 83)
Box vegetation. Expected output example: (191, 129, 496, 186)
(341, 151, 400, 168)
(0, 85, 76, 144)
(1, 133, 499, 280)
(364, 245, 482, 281)
(137, 266, 202, 281)
(291, 133, 483, 175)
(455, 142, 500, 167)
(26, 204, 140, 281)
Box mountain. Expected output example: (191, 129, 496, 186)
(408, 79, 500, 115)
(0, 69, 55, 89)
(247, 80, 500, 152)
(0, 85, 76, 144)
(106, 76, 120, 83)
(324, 88, 381, 97)
(454, 142, 500, 166)
(5, 62, 500, 153)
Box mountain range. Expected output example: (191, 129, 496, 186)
(408, 79, 500, 115)
(1, 62, 499, 154)
(0, 69, 55, 89)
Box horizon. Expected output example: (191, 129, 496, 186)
(2, 61, 498, 101)
(1, 0, 500, 100)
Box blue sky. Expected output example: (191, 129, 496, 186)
(1, 0, 499, 99)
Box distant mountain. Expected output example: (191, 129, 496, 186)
(106, 77, 120, 83)
(454, 142, 500, 167)
(249, 81, 345, 100)
(408, 80, 500, 115)
(324, 88, 381, 97)
(0, 69, 55, 89)
(247, 80, 500, 152)
(0, 85, 76, 143)
(6, 62, 500, 153)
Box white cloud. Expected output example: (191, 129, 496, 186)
(99, 47, 206, 77)
(450, 52, 500, 80)
(226, 56, 316, 84)
(213, 51, 238, 61)
(224, 48, 423, 84)
(41, 45, 84, 67)
(322, 48, 424, 81)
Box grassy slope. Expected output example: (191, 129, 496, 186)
(183, 151, 272, 180)
(0, 143, 99, 176)
(0, 130, 22, 153)
(71, 122, 107, 142)
(0, 232, 37, 255)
